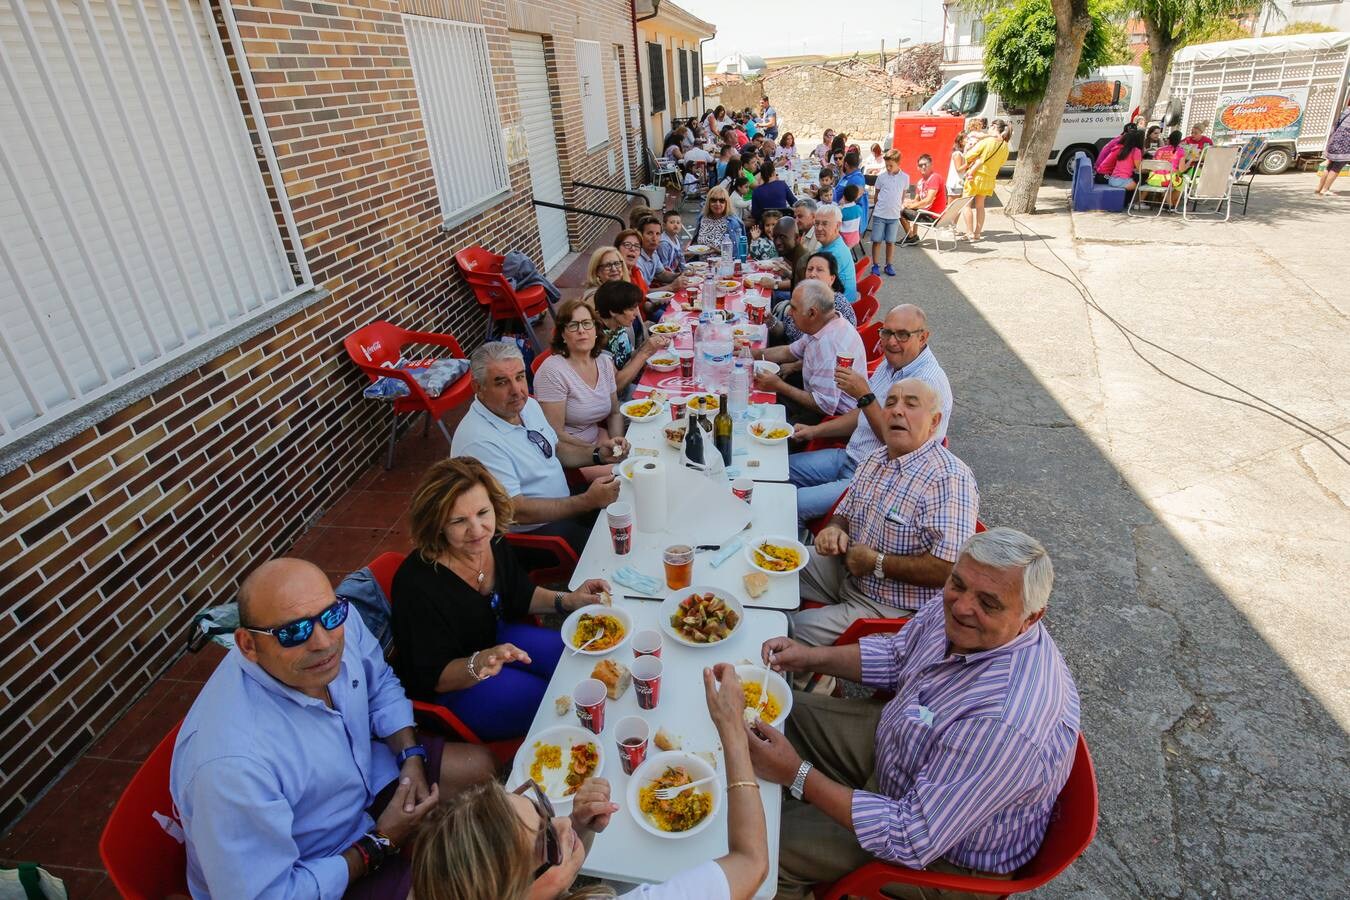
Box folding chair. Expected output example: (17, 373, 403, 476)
(1182, 145, 1241, 222)
(99, 722, 190, 899)
(911, 196, 973, 251)
(1230, 135, 1267, 216)
(646, 150, 682, 201)
(1127, 160, 1174, 218)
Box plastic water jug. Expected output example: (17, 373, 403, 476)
(719, 237, 734, 277)
(694, 321, 733, 393)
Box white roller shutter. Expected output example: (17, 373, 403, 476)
(511, 33, 569, 270)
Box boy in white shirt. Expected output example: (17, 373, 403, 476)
(868, 149, 909, 277)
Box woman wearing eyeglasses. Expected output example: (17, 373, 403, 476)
(689, 185, 745, 250)
(768, 252, 856, 348)
(390, 458, 612, 742)
(613, 230, 650, 296)
(585, 247, 630, 291)
(411, 664, 768, 900)
(535, 298, 627, 479)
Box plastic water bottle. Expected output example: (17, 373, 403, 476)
(701, 277, 716, 316)
(729, 356, 750, 434)
(736, 234, 748, 261)
(719, 237, 734, 277)
(695, 321, 733, 392)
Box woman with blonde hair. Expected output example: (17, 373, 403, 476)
(584, 246, 630, 289)
(689, 185, 745, 249)
(412, 664, 768, 900)
(389, 458, 611, 741)
(962, 118, 1011, 241)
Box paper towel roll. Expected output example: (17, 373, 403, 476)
(631, 459, 668, 534)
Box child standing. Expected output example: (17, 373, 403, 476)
(657, 209, 686, 274)
(838, 183, 864, 251)
(869, 149, 908, 277)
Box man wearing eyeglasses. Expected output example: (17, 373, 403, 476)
(899, 153, 949, 246)
(788, 304, 953, 526)
(172, 558, 497, 899)
(451, 341, 625, 554)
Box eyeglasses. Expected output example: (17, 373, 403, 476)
(709, 199, 726, 204)
(563, 320, 596, 333)
(526, 429, 555, 459)
(513, 780, 562, 878)
(244, 598, 349, 649)
(618, 242, 640, 251)
(600, 261, 624, 270)
(879, 328, 927, 343)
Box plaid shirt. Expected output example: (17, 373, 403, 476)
(852, 598, 1080, 872)
(789, 315, 867, 415)
(836, 440, 978, 611)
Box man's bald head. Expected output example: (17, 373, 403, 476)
(236, 557, 345, 698)
(881, 304, 930, 368)
(238, 558, 331, 629)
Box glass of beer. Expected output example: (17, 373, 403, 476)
(662, 544, 694, 590)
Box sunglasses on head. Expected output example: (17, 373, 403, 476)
(513, 780, 561, 878)
(244, 597, 348, 648)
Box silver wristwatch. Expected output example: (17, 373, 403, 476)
(790, 760, 814, 801)
(873, 551, 886, 579)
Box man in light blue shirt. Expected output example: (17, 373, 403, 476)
(813, 203, 858, 301)
(635, 216, 682, 289)
(787, 304, 953, 524)
(451, 341, 625, 553)
(171, 558, 496, 898)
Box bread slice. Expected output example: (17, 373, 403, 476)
(591, 659, 631, 700)
(743, 571, 769, 599)
(654, 728, 682, 751)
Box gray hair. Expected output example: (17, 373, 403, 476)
(891, 377, 942, 415)
(792, 198, 818, 214)
(815, 203, 842, 225)
(795, 279, 835, 314)
(469, 340, 523, 385)
(959, 527, 1054, 618)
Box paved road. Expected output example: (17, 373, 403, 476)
(867, 176, 1350, 899)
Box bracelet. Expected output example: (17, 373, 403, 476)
(466, 651, 487, 681)
(351, 837, 371, 873)
(726, 781, 760, 791)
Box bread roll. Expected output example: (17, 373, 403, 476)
(591, 659, 631, 700)
(743, 571, 769, 599)
(654, 728, 682, 751)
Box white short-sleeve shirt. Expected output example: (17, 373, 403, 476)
(450, 397, 570, 529)
(618, 861, 730, 900)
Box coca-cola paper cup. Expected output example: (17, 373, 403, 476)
(631, 629, 662, 658)
(614, 716, 650, 775)
(574, 678, 607, 734)
(631, 656, 663, 710)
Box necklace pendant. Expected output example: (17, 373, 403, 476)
(476, 571, 485, 585)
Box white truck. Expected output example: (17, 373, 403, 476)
(917, 66, 1145, 177)
(1163, 33, 1350, 175)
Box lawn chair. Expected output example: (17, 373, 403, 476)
(343, 322, 474, 469)
(910, 196, 973, 251)
(99, 722, 190, 899)
(1182, 144, 1241, 222)
(454, 246, 554, 353)
(1127, 160, 1174, 218)
(1230, 135, 1267, 216)
(646, 150, 681, 202)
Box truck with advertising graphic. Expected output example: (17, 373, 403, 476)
(914, 66, 1144, 178)
(1164, 33, 1350, 174)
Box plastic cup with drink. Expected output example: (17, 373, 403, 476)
(670, 396, 688, 422)
(662, 545, 694, 590)
(836, 355, 855, 369)
(573, 678, 607, 734)
(630, 656, 663, 711)
(677, 350, 695, 380)
(731, 477, 754, 503)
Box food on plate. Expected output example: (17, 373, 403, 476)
(664, 425, 687, 448)
(650, 322, 682, 335)
(591, 658, 632, 700)
(573, 612, 625, 651)
(686, 244, 711, 254)
(669, 592, 740, 643)
(648, 354, 679, 367)
(554, 695, 572, 716)
(717, 279, 739, 290)
(741, 681, 782, 723)
(529, 740, 599, 797)
(750, 423, 792, 441)
(623, 399, 660, 419)
(686, 394, 718, 413)
(654, 728, 682, 751)
(732, 326, 757, 338)
(742, 571, 769, 599)
(753, 541, 803, 572)
(638, 766, 713, 833)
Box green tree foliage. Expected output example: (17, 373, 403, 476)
(982, 0, 1116, 109)
(1268, 22, 1338, 36)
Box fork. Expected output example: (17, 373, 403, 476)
(653, 774, 719, 800)
(756, 653, 774, 717)
(571, 627, 605, 656)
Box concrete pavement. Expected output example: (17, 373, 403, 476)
(869, 174, 1350, 898)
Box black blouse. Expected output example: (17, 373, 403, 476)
(390, 539, 536, 699)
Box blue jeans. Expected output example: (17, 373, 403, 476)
(436, 621, 563, 741)
(788, 448, 857, 525)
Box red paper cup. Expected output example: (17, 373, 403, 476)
(631, 656, 663, 710)
(614, 716, 650, 775)
(670, 396, 688, 421)
(632, 629, 662, 658)
(606, 502, 633, 556)
(574, 678, 607, 734)
(836, 355, 855, 369)
(677, 350, 694, 379)
(731, 476, 754, 503)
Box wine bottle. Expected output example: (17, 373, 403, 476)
(683, 409, 704, 465)
(714, 393, 733, 467)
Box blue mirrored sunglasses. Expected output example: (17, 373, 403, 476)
(245, 598, 349, 648)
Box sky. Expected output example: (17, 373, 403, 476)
(674, 0, 948, 62)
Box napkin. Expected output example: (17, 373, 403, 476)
(709, 537, 744, 569)
(613, 566, 664, 595)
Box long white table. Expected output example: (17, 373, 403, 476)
(520, 598, 786, 898)
(622, 404, 790, 483)
(569, 481, 803, 612)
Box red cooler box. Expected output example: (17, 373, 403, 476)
(891, 115, 966, 185)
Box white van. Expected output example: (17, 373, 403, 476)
(918, 66, 1145, 177)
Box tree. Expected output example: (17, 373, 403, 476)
(981, 0, 1114, 213)
(1135, 2, 1270, 120)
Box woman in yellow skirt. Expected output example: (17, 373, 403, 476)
(963, 119, 1011, 241)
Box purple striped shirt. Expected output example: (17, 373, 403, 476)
(851, 597, 1080, 873)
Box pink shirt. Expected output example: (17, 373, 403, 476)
(1110, 148, 1141, 179)
(533, 354, 616, 442)
(789, 314, 867, 415)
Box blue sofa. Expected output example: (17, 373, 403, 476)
(1070, 151, 1125, 213)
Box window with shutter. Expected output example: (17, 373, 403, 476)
(0, 0, 306, 446)
(692, 50, 701, 101)
(575, 39, 608, 149)
(404, 16, 511, 225)
(678, 49, 688, 103)
(647, 42, 666, 113)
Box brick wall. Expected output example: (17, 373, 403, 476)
(0, 0, 639, 830)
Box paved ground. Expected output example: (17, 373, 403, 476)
(873, 174, 1350, 898)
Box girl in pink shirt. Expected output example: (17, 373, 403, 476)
(1106, 130, 1144, 190)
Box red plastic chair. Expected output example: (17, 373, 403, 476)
(854, 282, 880, 315)
(99, 721, 189, 900)
(505, 533, 579, 586)
(343, 322, 474, 469)
(859, 321, 882, 362)
(454, 246, 554, 353)
(853, 256, 871, 283)
(530, 348, 553, 375)
(815, 734, 1098, 899)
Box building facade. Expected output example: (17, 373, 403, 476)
(940, 0, 986, 77)
(1258, 0, 1350, 35)
(636, 0, 715, 158)
(0, 0, 642, 830)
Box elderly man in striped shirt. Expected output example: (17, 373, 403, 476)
(789, 377, 977, 647)
(753, 528, 1081, 898)
(752, 280, 867, 422)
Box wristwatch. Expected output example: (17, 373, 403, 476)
(856, 392, 876, 408)
(873, 551, 886, 579)
(554, 591, 568, 615)
(396, 744, 427, 767)
(790, 760, 814, 801)
(592, 446, 604, 465)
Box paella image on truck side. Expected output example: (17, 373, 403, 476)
(1211, 90, 1308, 143)
(1065, 79, 1130, 111)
